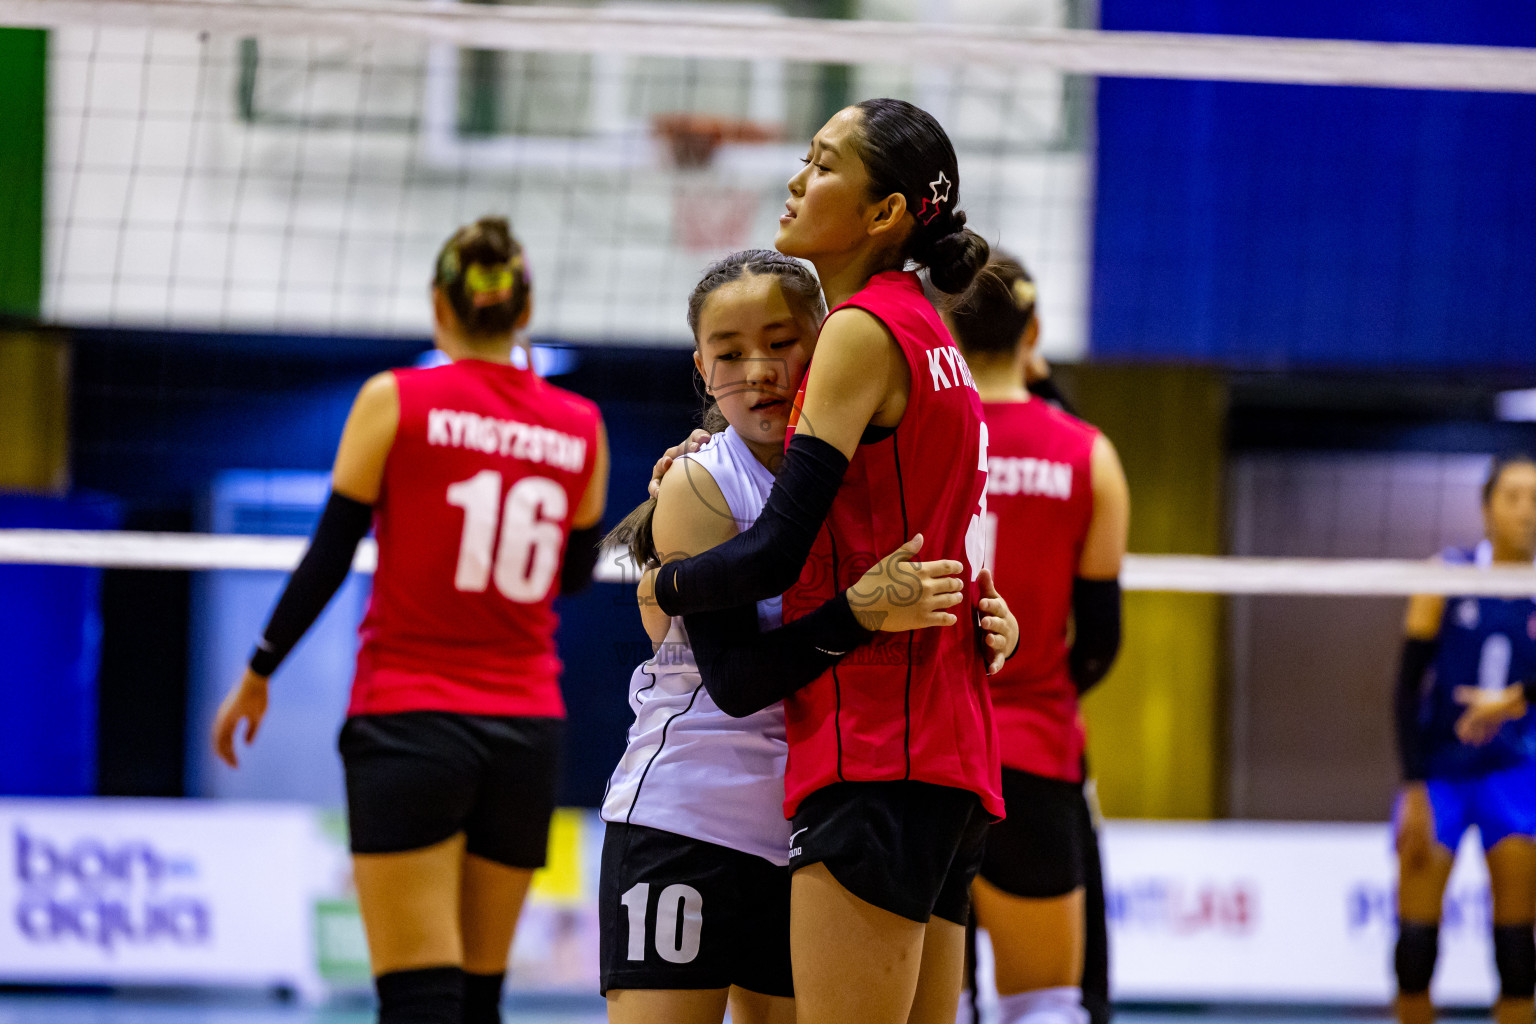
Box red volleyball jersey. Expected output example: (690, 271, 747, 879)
(781, 271, 1003, 818)
(349, 358, 602, 719)
(982, 398, 1098, 781)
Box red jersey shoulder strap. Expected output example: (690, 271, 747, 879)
(831, 271, 976, 411)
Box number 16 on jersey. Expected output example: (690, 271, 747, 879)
(447, 469, 568, 603)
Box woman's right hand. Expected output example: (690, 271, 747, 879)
(847, 534, 965, 633)
(648, 429, 713, 498)
(212, 669, 270, 769)
(1453, 684, 1527, 746)
(1395, 782, 1435, 870)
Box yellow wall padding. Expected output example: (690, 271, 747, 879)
(0, 332, 70, 495)
(1066, 365, 1227, 820)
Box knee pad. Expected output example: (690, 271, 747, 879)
(375, 966, 464, 1024)
(996, 986, 1089, 1024)
(1494, 925, 1536, 1000)
(1395, 921, 1439, 996)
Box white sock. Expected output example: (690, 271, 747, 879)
(995, 986, 1088, 1024)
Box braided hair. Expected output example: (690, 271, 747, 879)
(606, 250, 827, 570)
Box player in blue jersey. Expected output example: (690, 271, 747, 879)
(1393, 453, 1536, 1024)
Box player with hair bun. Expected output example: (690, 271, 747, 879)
(1392, 453, 1536, 1024)
(940, 253, 1129, 1024)
(649, 98, 1011, 1024)
(212, 217, 610, 1024)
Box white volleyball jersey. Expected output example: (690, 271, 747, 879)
(601, 427, 791, 866)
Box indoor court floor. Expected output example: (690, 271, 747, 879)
(0, 994, 1406, 1024)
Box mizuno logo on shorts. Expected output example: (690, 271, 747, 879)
(788, 827, 808, 858)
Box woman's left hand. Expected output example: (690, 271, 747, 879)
(976, 568, 1019, 675)
(1453, 684, 1528, 746)
(847, 534, 965, 633)
(648, 429, 713, 498)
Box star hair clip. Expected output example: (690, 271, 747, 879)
(916, 171, 951, 226)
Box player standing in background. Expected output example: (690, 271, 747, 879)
(599, 249, 1003, 1024)
(650, 98, 1010, 1024)
(1008, 337, 1115, 1024)
(942, 255, 1128, 1024)
(212, 217, 610, 1024)
(1392, 453, 1536, 1024)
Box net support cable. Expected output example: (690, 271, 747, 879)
(3, 0, 1536, 94)
(4, 529, 1536, 597)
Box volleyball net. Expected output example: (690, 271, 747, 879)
(0, 0, 1529, 357)
(2, 0, 1535, 828)
(3, 526, 1536, 596)
(4, 0, 1534, 586)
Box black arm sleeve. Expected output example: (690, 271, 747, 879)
(1395, 638, 1440, 782)
(654, 433, 849, 617)
(686, 593, 875, 718)
(560, 524, 602, 596)
(1068, 577, 1122, 695)
(248, 491, 373, 677)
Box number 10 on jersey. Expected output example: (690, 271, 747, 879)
(447, 470, 567, 602)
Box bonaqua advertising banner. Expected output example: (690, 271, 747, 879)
(0, 802, 1502, 1006)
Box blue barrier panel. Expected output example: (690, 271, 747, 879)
(186, 471, 368, 806)
(0, 495, 120, 796)
(1092, 0, 1536, 370)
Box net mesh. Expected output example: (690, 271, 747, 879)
(9, 0, 1532, 354)
(8, 0, 1098, 351)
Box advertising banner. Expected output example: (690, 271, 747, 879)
(0, 802, 1503, 1006)
(0, 800, 319, 991)
(1102, 821, 1495, 1005)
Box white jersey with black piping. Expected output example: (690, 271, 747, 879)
(600, 426, 791, 866)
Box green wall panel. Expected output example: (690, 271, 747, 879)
(0, 28, 46, 319)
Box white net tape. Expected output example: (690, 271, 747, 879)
(3, 0, 1535, 93)
(4, 528, 1536, 596)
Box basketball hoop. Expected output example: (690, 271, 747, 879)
(652, 113, 779, 170)
(653, 114, 779, 251)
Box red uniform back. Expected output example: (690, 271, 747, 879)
(350, 358, 602, 719)
(782, 271, 1002, 818)
(982, 398, 1097, 781)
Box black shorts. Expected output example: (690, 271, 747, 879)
(599, 822, 793, 998)
(978, 767, 1089, 899)
(788, 780, 991, 925)
(338, 711, 562, 869)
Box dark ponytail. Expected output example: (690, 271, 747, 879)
(851, 98, 989, 293)
(605, 249, 825, 570)
(943, 252, 1037, 360)
(432, 216, 530, 337)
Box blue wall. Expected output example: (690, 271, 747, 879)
(1091, 1, 1536, 369)
(0, 495, 119, 796)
